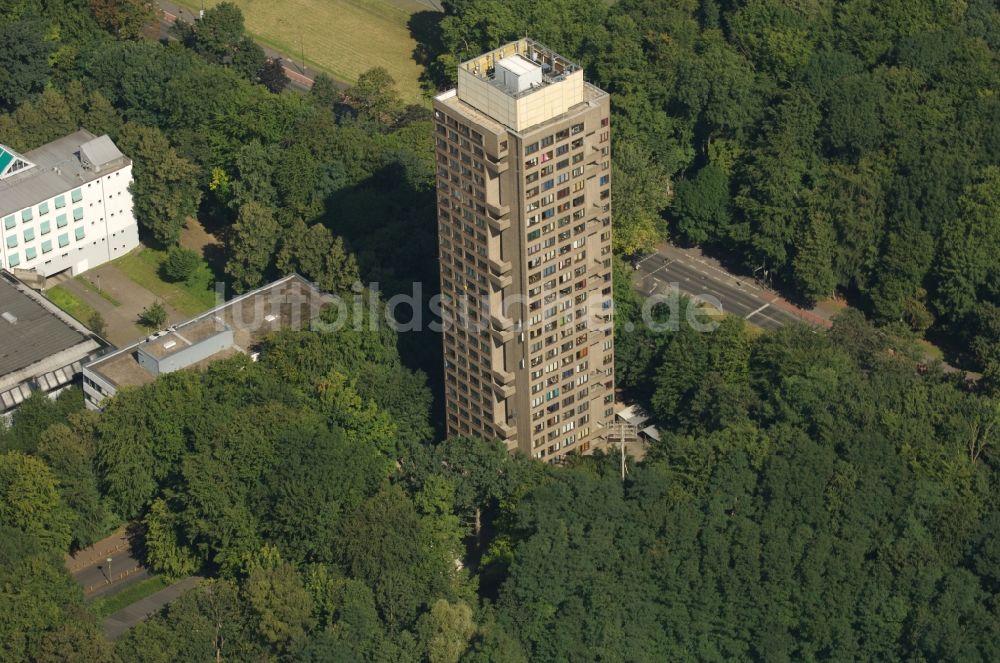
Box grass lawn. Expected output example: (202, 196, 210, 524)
(78, 276, 122, 307)
(47, 286, 99, 325)
(89, 575, 172, 618)
(113, 247, 220, 317)
(172, 0, 432, 102)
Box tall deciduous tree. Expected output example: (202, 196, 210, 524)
(611, 140, 671, 255)
(341, 67, 403, 125)
(116, 122, 202, 245)
(88, 0, 155, 40)
(0, 17, 54, 110)
(0, 452, 73, 552)
(275, 218, 358, 292)
(225, 202, 280, 292)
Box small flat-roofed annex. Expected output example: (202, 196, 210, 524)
(82, 274, 333, 409)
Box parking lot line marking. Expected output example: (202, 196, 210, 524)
(745, 302, 771, 319)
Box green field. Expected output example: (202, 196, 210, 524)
(174, 0, 433, 102)
(113, 248, 219, 316)
(47, 285, 99, 325)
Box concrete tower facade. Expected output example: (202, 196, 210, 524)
(433, 39, 614, 461)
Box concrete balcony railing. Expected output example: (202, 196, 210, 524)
(494, 419, 516, 438)
(489, 269, 512, 290)
(485, 156, 509, 174)
(489, 256, 512, 276)
(491, 379, 515, 400)
(486, 200, 510, 217)
(492, 366, 515, 385)
(490, 311, 515, 331)
(489, 322, 515, 344)
(487, 214, 511, 232)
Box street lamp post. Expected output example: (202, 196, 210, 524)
(106, 557, 113, 584)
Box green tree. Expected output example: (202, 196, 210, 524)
(36, 415, 112, 550)
(88, 0, 155, 40)
(671, 163, 731, 244)
(138, 300, 167, 329)
(258, 57, 289, 94)
(337, 484, 459, 628)
(416, 599, 476, 663)
(0, 452, 73, 552)
(161, 245, 202, 282)
(143, 498, 199, 577)
(0, 17, 54, 110)
(225, 201, 280, 293)
(245, 562, 316, 655)
(87, 311, 107, 338)
(275, 218, 358, 292)
(934, 167, 1000, 322)
(791, 208, 837, 304)
(341, 67, 403, 125)
(612, 140, 671, 255)
(0, 527, 84, 661)
(172, 2, 265, 79)
(116, 123, 202, 245)
(0, 388, 84, 454)
(309, 72, 340, 108)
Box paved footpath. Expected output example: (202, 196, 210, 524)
(67, 527, 147, 597)
(57, 263, 184, 347)
(104, 576, 202, 640)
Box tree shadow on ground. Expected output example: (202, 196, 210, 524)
(408, 10, 449, 92)
(324, 160, 445, 438)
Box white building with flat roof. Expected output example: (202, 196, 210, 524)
(0, 130, 139, 282)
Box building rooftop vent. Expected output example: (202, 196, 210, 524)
(1, 311, 16, 324)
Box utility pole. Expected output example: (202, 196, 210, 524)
(606, 421, 639, 481)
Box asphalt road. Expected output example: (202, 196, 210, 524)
(103, 576, 202, 640)
(633, 249, 809, 331)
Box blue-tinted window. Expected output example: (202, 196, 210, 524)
(7, 253, 19, 267)
(58, 233, 69, 248)
(70, 189, 82, 203)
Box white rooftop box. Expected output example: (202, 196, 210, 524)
(495, 55, 542, 94)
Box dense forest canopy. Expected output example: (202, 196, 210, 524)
(426, 0, 1000, 375)
(1, 0, 999, 660)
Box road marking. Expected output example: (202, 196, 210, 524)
(744, 302, 771, 319)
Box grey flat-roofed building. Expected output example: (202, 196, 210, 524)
(0, 270, 105, 414)
(82, 274, 332, 409)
